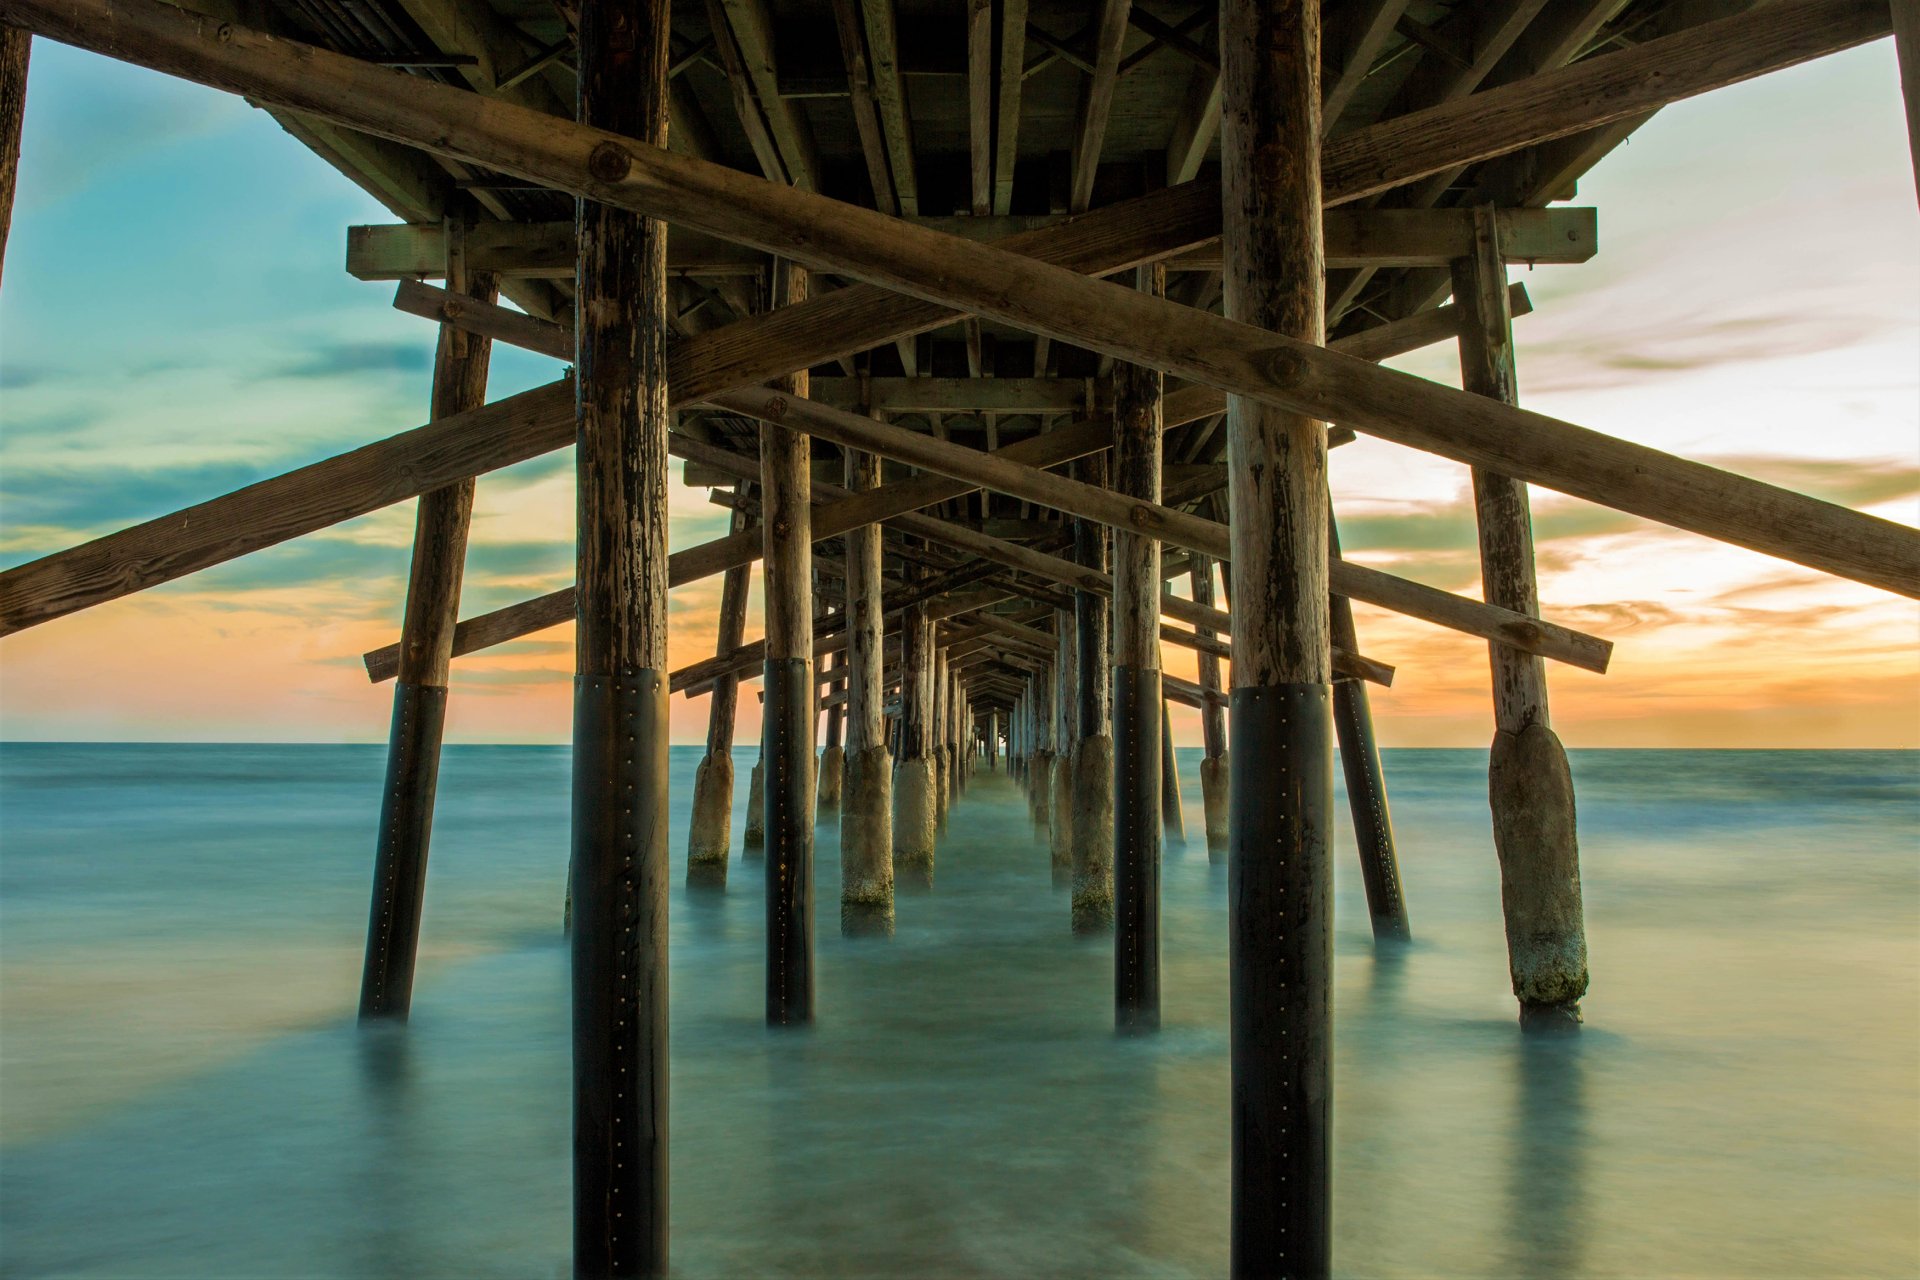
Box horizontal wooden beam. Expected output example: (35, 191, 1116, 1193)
(358, 286, 1495, 674)
(703, 384, 1614, 673)
(344, 207, 1598, 280)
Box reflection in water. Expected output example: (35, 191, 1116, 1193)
(1506, 1033, 1591, 1279)
(0, 745, 1915, 1277)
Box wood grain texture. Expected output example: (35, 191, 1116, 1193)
(0, 25, 26, 288)
(760, 259, 812, 663)
(1455, 206, 1548, 734)
(1112, 264, 1166, 671)
(705, 503, 753, 757)
(843, 447, 885, 756)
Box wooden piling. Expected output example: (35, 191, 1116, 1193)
(1050, 608, 1076, 887)
(1329, 520, 1410, 941)
(818, 641, 845, 815)
(1112, 265, 1165, 1024)
(1453, 207, 1588, 1032)
(358, 227, 496, 1022)
(762, 258, 815, 1025)
(933, 647, 951, 824)
(1182, 560, 1228, 859)
(1028, 662, 1053, 835)
(570, 0, 672, 1268)
(1222, 0, 1334, 1272)
(1070, 455, 1115, 934)
(893, 556, 938, 889)
(1160, 698, 1186, 847)
(686, 502, 752, 889)
(840, 446, 893, 935)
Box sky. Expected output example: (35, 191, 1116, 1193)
(0, 38, 1916, 747)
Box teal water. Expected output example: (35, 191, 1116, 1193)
(1, 745, 1916, 1278)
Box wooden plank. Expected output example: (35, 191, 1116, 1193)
(830, 0, 897, 215)
(1068, 0, 1132, 212)
(1322, 0, 1409, 130)
(716, 0, 819, 190)
(968, 0, 992, 215)
(1165, 61, 1222, 185)
(860, 0, 916, 215)
(706, 382, 1612, 673)
(345, 207, 1597, 279)
(992, 0, 1027, 215)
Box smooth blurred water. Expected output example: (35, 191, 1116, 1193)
(2, 744, 1915, 1278)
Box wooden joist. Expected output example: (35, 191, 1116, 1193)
(343, 207, 1598, 280)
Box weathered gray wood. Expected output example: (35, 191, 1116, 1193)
(707, 383, 1613, 673)
(892, 544, 937, 887)
(1190, 557, 1229, 861)
(1223, 0, 1331, 1272)
(860, 0, 916, 214)
(688, 501, 752, 888)
(346, 207, 1598, 279)
(570, 0, 671, 1270)
(1070, 451, 1114, 936)
(1321, 0, 1407, 127)
(829, 0, 894, 215)
(359, 237, 496, 1023)
(992, 0, 1026, 215)
(1454, 206, 1587, 1032)
(1069, 0, 1132, 213)
(0, 24, 26, 288)
(714, 0, 817, 190)
(841, 444, 893, 934)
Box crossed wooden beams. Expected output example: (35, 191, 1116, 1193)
(0, 0, 1912, 648)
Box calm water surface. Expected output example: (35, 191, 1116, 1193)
(2, 744, 1916, 1278)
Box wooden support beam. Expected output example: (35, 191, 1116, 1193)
(1322, 0, 1409, 129)
(1068, 0, 1131, 212)
(860, 0, 917, 215)
(363, 415, 1113, 681)
(570, 0, 671, 1270)
(1165, 60, 1223, 185)
(761, 260, 815, 1026)
(968, 0, 991, 215)
(345, 206, 1596, 280)
(993, 0, 1027, 215)
(1189, 557, 1228, 860)
(713, 0, 819, 189)
(1897, 0, 1920, 203)
(706, 383, 1613, 673)
(687, 502, 753, 887)
(1455, 207, 1587, 1031)
(358, 238, 497, 1024)
(3, 0, 1904, 638)
(1111, 263, 1163, 1031)
(0, 24, 26, 288)
(1222, 0, 1331, 1271)
(841, 443, 894, 932)
(830, 0, 896, 214)
(1068, 448, 1113, 933)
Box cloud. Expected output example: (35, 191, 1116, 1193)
(266, 341, 434, 381)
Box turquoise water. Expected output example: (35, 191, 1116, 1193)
(2, 744, 1916, 1277)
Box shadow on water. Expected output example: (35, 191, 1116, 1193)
(1504, 1032, 1592, 1279)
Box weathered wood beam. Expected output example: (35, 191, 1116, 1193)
(706, 383, 1612, 672)
(346, 207, 1597, 279)
(358, 240, 497, 1024)
(687, 501, 752, 887)
(1165, 59, 1222, 185)
(3, 0, 1904, 638)
(1068, 0, 1132, 212)
(1221, 0, 1328, 1270)
(968, 0, 991, 215)
(1322, 0, 1409, 130)
(1897, 0, 1920, 202)
(714, 0, 819, 190)
(860, 0, 917, 215)
(570, 0, 670, 1269)
(0, 24, 26, 287)
(762, 259, 816, 1027)
(841, 443, 894, 933)
(992, 0, 1027, 215)
(830, 0, 895, 214)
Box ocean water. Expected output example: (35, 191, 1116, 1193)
(1, 743, 1915, 1279)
